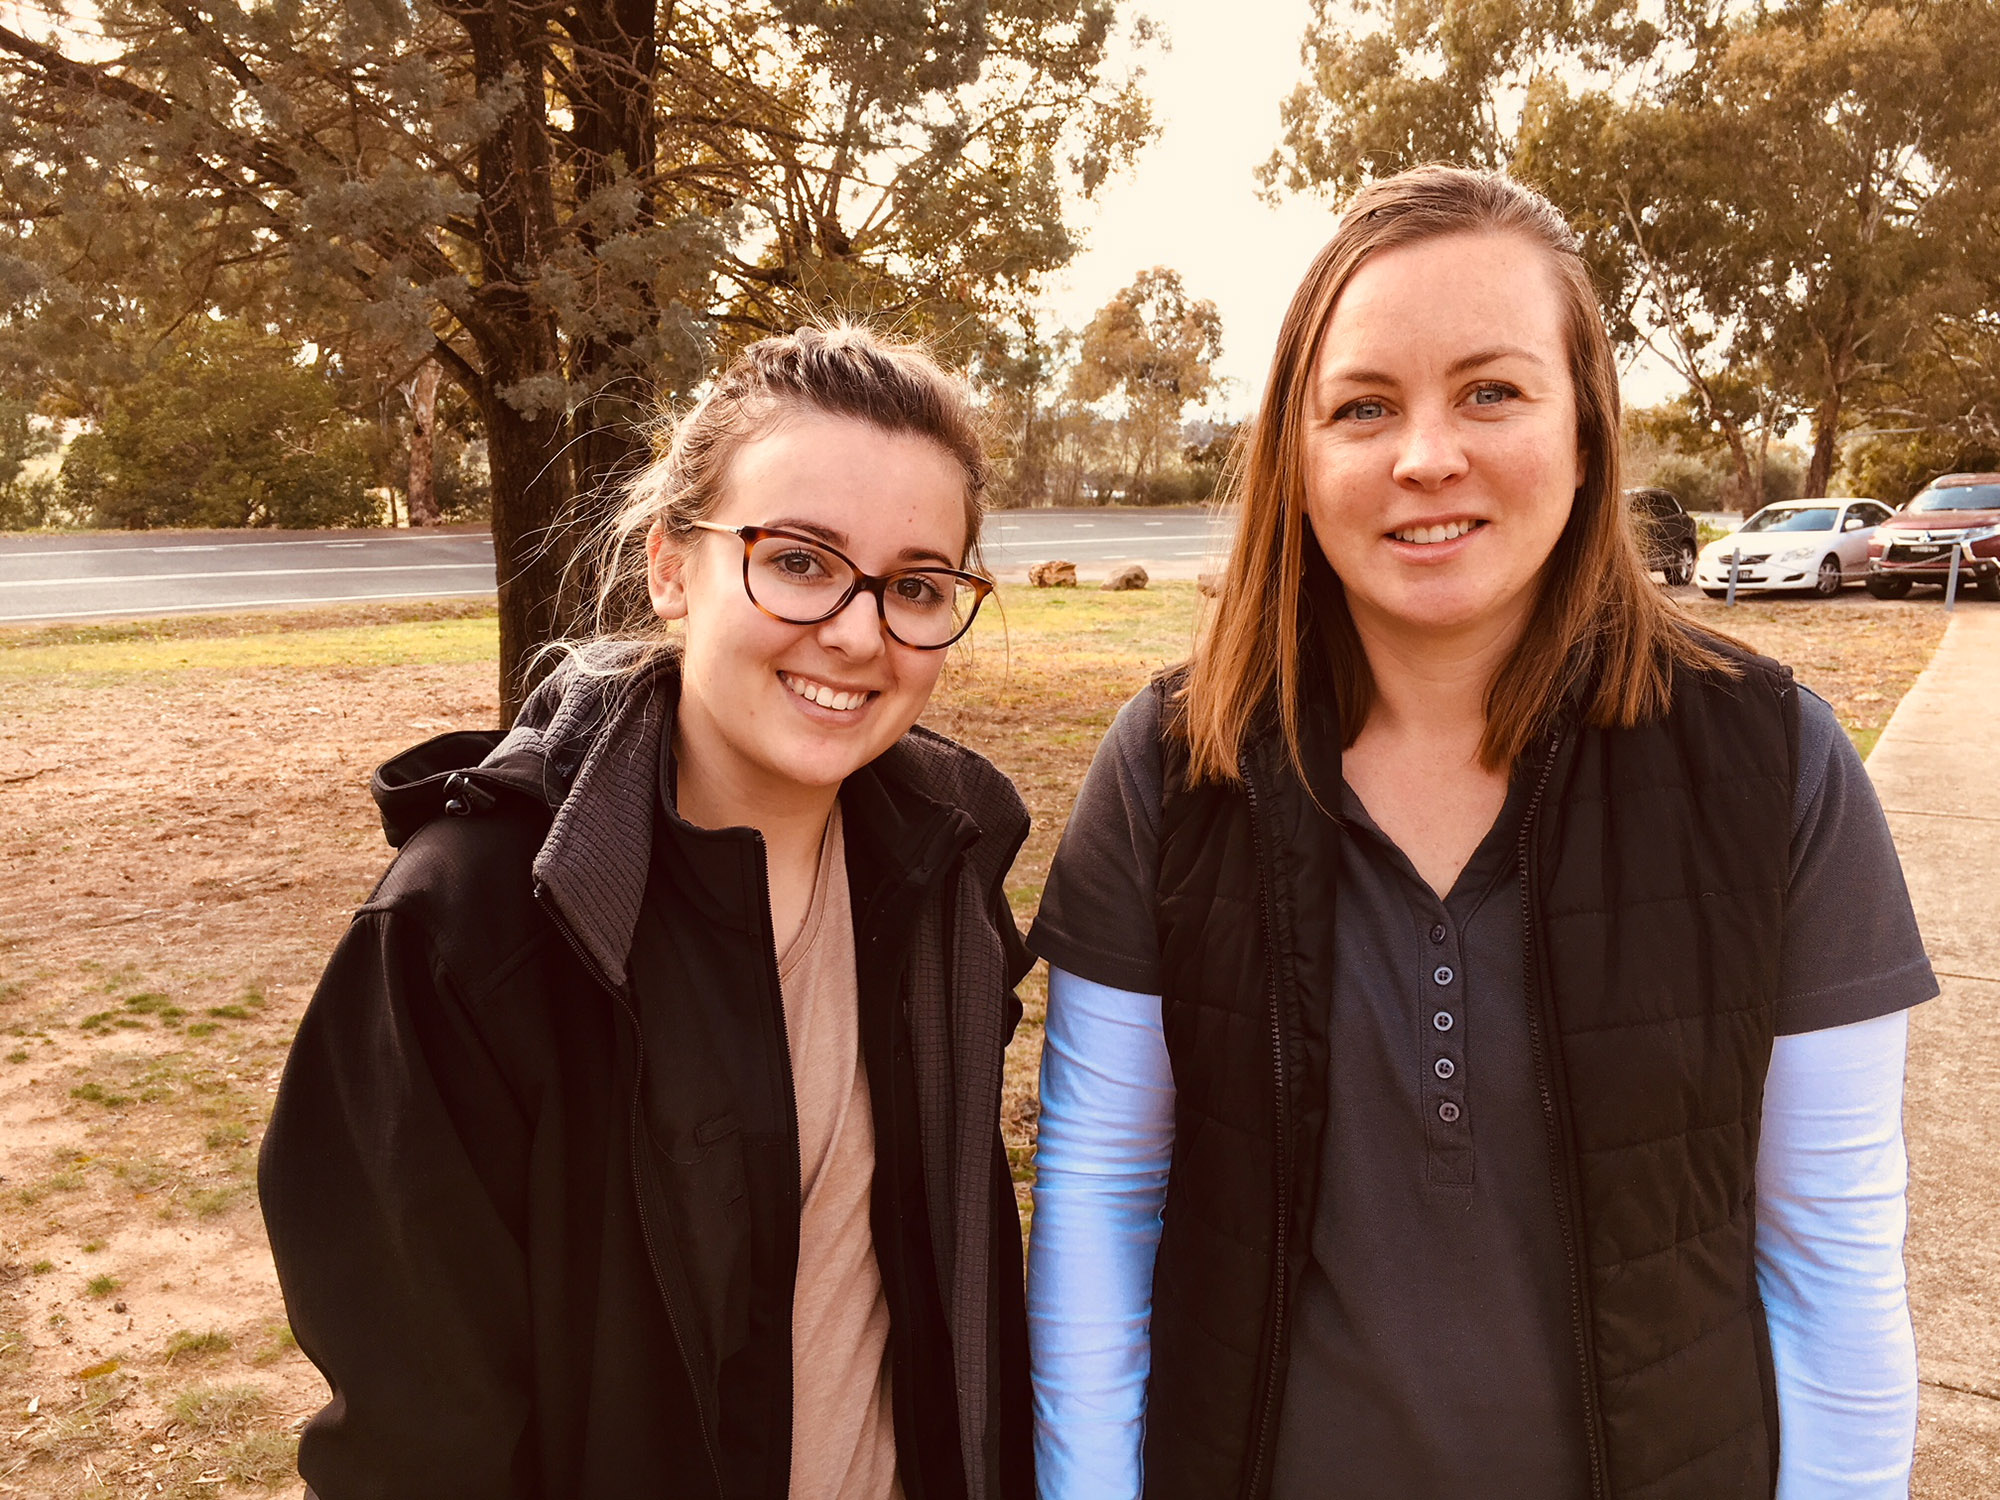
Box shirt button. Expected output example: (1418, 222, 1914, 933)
(1438, 1101, 1462, 1123)
(1433, 965, 1454, 986)
(1434, 1057, 1456, 1080)
(1429, 923, 1447, 944)
(1432, 1010, 1454, 1032)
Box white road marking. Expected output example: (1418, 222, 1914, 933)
(0, 562, 494, 589)
(1, 534, 493, 560)
(0, 587, 497, 623)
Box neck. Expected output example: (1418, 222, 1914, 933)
(1348, 600, 1530, 752)
(669, 724, 838, 872)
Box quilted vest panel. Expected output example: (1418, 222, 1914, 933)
(1145, 652, 1795, 1500)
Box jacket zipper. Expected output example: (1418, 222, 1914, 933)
(533, 881, 727, 1497)
(750, 832, 804, 1473)
(1239, 749, 1290, 1500)
(1513, 732, 1609, 1500)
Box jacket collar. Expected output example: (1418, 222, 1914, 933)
(486, 645, 1026, 992)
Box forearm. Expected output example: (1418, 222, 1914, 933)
(1027, 967, 1176, 1500)
(1755, 1010, 1917, 1498)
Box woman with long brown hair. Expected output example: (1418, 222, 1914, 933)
(1026, 168, 1930, 1498)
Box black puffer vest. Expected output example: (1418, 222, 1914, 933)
(1144, 644, 1798, 1500)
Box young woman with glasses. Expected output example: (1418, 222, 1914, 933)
(261, 326, 1033, 1500)
(1026, 168, 1931, 1499)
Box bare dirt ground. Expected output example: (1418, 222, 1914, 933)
(0, 587, 1952, 1497)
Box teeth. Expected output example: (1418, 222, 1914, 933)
(1392, 519, 1480, 545)
(780, 672, 871, 712)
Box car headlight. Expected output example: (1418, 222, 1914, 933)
(1958, 522, 2000, 543)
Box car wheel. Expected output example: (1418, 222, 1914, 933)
(1978, 571, 2000, 603)
(1812, 555, 1842, 597)
(1866, 573, 1912, 600)
(1666, 541, 1696, 587)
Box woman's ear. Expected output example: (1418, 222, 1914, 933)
(646, 525, 690, 622)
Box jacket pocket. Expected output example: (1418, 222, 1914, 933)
(651, 1110, 752, 1361)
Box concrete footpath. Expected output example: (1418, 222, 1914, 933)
(1863, 600, 2000, 1493)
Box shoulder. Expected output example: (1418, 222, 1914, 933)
(1671, 624, 1795, 702)
(357, 800, 562, 1001)
(882, 723, 1029, 844)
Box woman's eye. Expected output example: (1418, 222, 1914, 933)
(1336, 397, 1389, 422)
(892, 574, 948, 608)
(772, 548, 829, 578)
(1469, 383, 1518, 407)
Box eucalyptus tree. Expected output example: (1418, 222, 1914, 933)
(1, 0, 1151, 717)
(1262, 0, 1999, 503)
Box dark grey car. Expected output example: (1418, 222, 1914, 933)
(1626, 487, 1699, 587)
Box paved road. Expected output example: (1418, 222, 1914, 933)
(0, 528, 498, 624)
(1866, 601, 2000, 1492)
(0, 509, 1235, 624)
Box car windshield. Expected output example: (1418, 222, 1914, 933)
(1738, 506, 1837, 534)
(1910, 484, 2000, 512)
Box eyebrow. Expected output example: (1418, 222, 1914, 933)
(765, 517, 958, 570)
(1322, 344, 1550, 387)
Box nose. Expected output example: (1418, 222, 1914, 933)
(814, 586, 890, 659)
(1391, 403, 1469, 490)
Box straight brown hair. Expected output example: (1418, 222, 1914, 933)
(1182, 165, 1734, 783)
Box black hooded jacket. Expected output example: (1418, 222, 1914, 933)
(259, 653, 1035, 1500)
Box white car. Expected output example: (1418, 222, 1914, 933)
(1695, 498, 1893, 598)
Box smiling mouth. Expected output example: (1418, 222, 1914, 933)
(779, 671, 877, 713)
(1389, 519, 1486, 545)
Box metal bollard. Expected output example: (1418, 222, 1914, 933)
(1945, 544, 1962, 612)
(1726, 546, 1741, 606)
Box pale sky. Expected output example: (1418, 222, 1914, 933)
(1043, 0, 1682, 419)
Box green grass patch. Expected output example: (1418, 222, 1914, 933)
(190, 1186, 241, 1219)
(168, 1382, 265, 1434)
(69, 1082, 132, 1107)
(0, 613, 498, 680)
(206, 1005, 252, 1020)
(959, 580, 1204, 672)
(122, 993, 185, 1026)
(251, 1322, 298, 1366)
(164, 1327, 232, 1361)
(221, 1428, 298, 1485)
(204, 1121, 249, 1151)
(84, 1274, 118, 1297)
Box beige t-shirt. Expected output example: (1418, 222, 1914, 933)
(778, 802, 901, 1500)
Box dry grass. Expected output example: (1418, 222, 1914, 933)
(0, 586, 1948, 1494)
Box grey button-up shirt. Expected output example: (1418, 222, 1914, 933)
(1265, 768, 1591, 1497)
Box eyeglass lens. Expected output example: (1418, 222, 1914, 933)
(745, 533, 978, 647)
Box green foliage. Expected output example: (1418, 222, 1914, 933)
(59, 324, 376, 530)
(1842, 431, 2000, 507)
(1068, 267, 1225, 502)
(2, 1, 1158, 712)
(1264, 0, 2000, 502)
(0, 396, 64, 529)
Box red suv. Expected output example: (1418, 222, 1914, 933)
(1867, 473, 2000, 601)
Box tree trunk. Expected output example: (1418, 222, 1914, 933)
(1805, 385, 1843, 498)
(407, 360, 442, 527)
(484, 394, 574, 727)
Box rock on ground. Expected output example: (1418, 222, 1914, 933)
(1027, 560, 1077, 587)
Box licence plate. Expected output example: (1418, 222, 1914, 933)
(1892, 544, 1948, 559)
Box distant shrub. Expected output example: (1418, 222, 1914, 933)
(61, 321, 378, 530)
